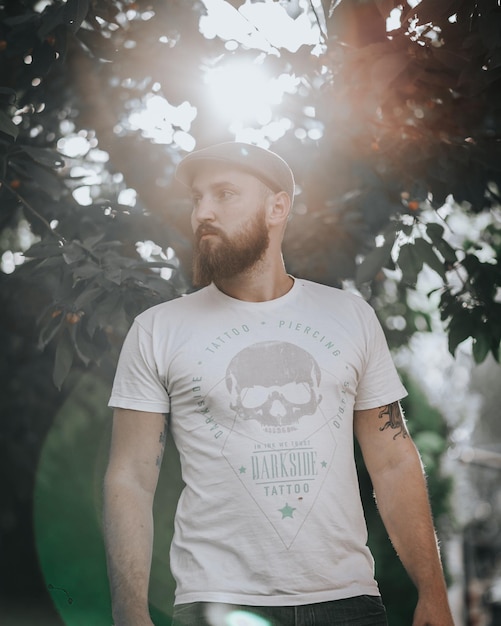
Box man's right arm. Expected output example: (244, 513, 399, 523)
(103, 408, 167, 626)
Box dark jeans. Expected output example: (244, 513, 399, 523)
(172, 596, 388, 626)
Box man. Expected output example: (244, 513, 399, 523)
(103, 142, 454, 626)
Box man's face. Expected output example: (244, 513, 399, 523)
(190, 164, 271, 287)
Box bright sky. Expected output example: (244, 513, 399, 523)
(126, 0, 327, 151)
(199, 0, 323, 53)
(124, 0, 416, 151)
(58, 1, 411, 160)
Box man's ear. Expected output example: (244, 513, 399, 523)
(267, 191, 291, 226)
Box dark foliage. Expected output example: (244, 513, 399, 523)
(1, 0, 500, 385)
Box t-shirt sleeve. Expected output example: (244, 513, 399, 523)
(108, 319, 171, 413)
(354, 307, 407, 411)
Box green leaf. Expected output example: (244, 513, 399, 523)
(399, 222, 414, 237)
(72, 324, 105, 365)
(397, 242, 423, 286)
(38, 312, 64, 350)
(447, 310, 473, 356)
(37, 4, 65, 39)
(30, 40, 58, 78)
(3, 13, 38, 27)
(461, 253, 481, 275)
(143, 276, 178, 299)
(435, 240, 457, 264)
(355, 240, 393, 285)
(103, 266, 122, 285)
(87, 291, 122, 336)
(414, 238, 446, 278)
(74, 286, 104, 309)
(0, 111, 19, 141)
(425, 222, 444, 241)
(72, 263, 101, 281)
(426, 223, 457, 264)
(13, 160, 64, 199)
(472, 330, 491, 364)
(82, 233, 106, 249)
(62, 241, 87, 265)
(22, 146, 65, 168)
(64, 0, 90, 33)
(25, 240, 64, 259)
(53, 328, 74, 389)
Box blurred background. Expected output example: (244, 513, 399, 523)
(1, 1, 501, 624)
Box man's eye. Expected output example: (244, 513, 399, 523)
(219, 190, 234, 200)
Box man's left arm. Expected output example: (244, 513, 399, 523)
(354, 401, 455, 626)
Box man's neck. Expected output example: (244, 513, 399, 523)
(214, 269, 294, 302)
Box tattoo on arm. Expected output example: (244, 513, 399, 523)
(378, 401, 407, 440)
(156, 415, 168, 467)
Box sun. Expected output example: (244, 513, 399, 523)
(204, 60, 297, 128)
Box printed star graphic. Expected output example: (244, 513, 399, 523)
(321, 460, 327, 468)
(239, 466, 246, 474)
(279, 503, 296, 519)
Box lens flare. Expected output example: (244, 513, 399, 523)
(205, 604, 272, 626)
(204, 61, 299, 128)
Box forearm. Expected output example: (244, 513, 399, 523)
(355, 403, 454, 625)
(372, 450, 447, 598)
(103, 476, 155, 626)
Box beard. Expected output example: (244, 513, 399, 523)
(192, 208, 270, 288)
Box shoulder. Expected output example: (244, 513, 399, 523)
(295, 278, 376, 316)
(134, 287, 211, 328)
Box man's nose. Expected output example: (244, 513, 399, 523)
(192, 195, 216, 223)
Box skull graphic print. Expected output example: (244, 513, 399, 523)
(225, 341, 323, 431)
(221, 341, 337, 547)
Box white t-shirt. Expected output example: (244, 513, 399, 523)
(109, 278, 407, 607)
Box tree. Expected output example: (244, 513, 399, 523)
(1, 0, 500, 390)
(0, 0, 495, 617)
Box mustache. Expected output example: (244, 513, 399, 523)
(195, 223, 225, 242)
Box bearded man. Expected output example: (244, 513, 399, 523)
(103, 142, 454, 626)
